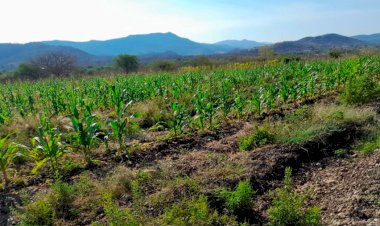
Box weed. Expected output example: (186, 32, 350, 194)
(334, 149, 348, 158)
(220, 179, 256, 215)
(101, 192, 139, 226)
(158, 195, 239, 226)
(239, 127, 274, 151)
(267, 167, 321, 226)
(19, 196, 54, 226)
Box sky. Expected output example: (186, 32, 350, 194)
(0, 0, 379, 44)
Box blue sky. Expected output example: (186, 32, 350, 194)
(0, 0, 379, 43)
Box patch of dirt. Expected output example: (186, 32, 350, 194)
(204, 122, 253, 152)
(122, 121, 245, 166)
(248, 123, 361, 194)
(294, 150, 380, 225)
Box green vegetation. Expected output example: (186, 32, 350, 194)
(220, 179, 256, 214)
(158, 195, 238, 226)
(114, 54, 139, 73)
(1, 55, 380, 225)
(239, 127, 274, 151)
(31, 126, 67, 176)
(261, 104, 376, 145)
(267, 167, 321, 226)
(0, 133, 20, 185)
(70, 102, 101, 164)
(19, 181, 77, 225)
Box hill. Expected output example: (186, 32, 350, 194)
(215, 39, 267, 49)
(0, 43, 111, 70)
(272, 34, 369, 53)
(352, 33, 380, 44)
(43, 32, 233, 56)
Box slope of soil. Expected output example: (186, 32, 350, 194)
(295, 151, 380, 225)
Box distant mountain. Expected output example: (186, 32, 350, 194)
(0, 43, 111, 70)
(43, 32, 233, 56)
(272, 34, 369, 53)
(215, 39, 267, 49)
(351, 33, 380, 44)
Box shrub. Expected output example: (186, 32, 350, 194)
(114, 54, 139, 73)
(334, 149, 347, 158)
(341, 73, 380, 104)
(19, 181, 77, 224)
(49, 181, 77, 219)
(101, 193, 139, 226)
(357, 132, 380, 155)
(267, 167, 321, 226)
(14, 63, 44, 80)
(239, 127, 274, 151)
(152, 60, 177, 72)
(159, 195, 238, 226)
(220, 179, 255, 214)
(20, 196, 54, 226)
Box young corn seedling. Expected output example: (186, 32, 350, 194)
(111, 104, 134, 148)
(31, 127, 67, 177)
(194, 92, 206, 130)
(0, 134, 21, 186)
(110, 85, 140, 149)
(171, 102, 187, 136)
(234, 94, 245, 120)
(251, 92, 262, 117)
(204, 101, 216, 130)
(70, 101, 101, 165)
(220, 80, 232, 117)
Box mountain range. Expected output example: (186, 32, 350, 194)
(43, 32, 234, 56)
(0, 43, 111, 71)
(0, 32, 379, 70)
(272, 34, 370, 54)
(351, 33, 380, 44)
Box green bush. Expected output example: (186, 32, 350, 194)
(152, 60, 177, 72)
(159, 195, 238, 226)
(267, 167, 321, 226)
(19, 181, 77, 225)
(220, 179, 255, 214)
(50, 181, 77, 219)
(341, 73, 380, 104)
(114, 54, 139, 73)
(20, 196, 54, 226)
(357, 132, 380, 155)
(334, 149, 347, 158)
(101, 193, 139, 226)
(239, 127, 274, 151)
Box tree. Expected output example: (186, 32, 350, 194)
(329, 49, 343, 59)
(14, 63, 43, 80)
(259, 45, 275, 59)
(189, 56, 213, 67)
(152, 60, 177, 72)
(31, 52, 77, 77)
(114, 54, 139, 73)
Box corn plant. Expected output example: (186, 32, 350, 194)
(194, 92, 206, 130)
(0, 134, 20, 186)
(31, 127, 67, 177)
(204, 101, 216, 130)
(109, 85, 134, 148)
(234, 95, 245, 120)
(171, 102, 187, 136)
(220, 79, 232, 117)
(252, 91, 263, 116)
(70, 102, 101, 164)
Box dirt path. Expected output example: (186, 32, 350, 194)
(294, 150, 380, 225)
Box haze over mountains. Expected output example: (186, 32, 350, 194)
(43, 32, 233, 56)
(0, 32, 379, 70)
